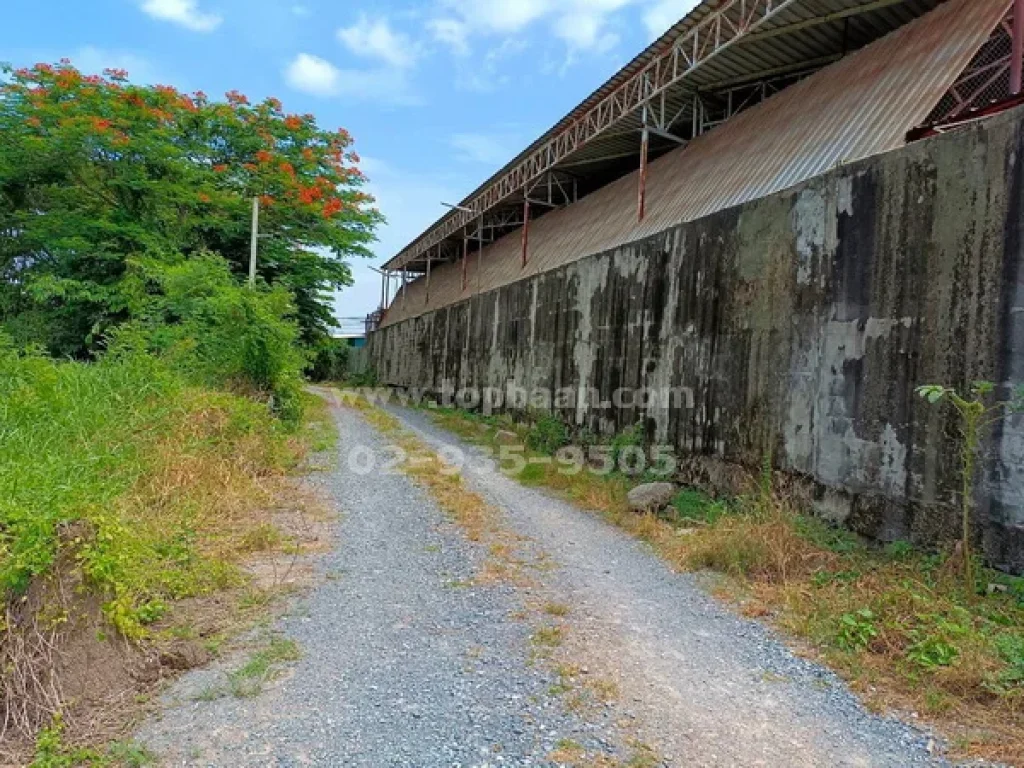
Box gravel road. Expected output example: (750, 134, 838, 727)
(383, 404, 948, 768)
(137, 395, 948, 766)
(136, 396, 620, 766)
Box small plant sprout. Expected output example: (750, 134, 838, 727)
(915, 381, 1024, 595)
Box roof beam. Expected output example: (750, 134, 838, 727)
(385, 0, 801, 271)
(742, 0, 912, 44)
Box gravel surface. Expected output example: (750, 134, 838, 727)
(385, 404, 950, 768)
(136, 397, 618, 767)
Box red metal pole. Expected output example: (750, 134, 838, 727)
(520, 198, 528, 268)
(638, 108, 649, 223)
(1013, 0, 1024, 95)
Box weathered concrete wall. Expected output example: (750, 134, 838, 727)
(370, 108, 1024, 571)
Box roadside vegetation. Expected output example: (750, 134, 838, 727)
(0, 61, 374, 763)
(425, 405, 1024, 764)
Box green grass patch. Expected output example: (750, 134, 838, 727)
(0, 346, 299, 638)
(227, 636, 302, 698)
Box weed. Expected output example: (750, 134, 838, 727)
(544, 602, 570, 617)
(835, 609, 879, 652)
(916, 381, 1024, 595)
(227, 636, 301, 698)
(527, 413, 569, 454)
(532, 626, 565, 648)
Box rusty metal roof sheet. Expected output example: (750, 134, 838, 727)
(384, 0, 949, 272)
(381, 0, 1007, 327)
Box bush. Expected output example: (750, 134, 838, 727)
(527, 413, 570, 454)
(307, 336, 350, 382)
(112, 253, 306, 424)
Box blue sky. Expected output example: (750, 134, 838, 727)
(3, 0, 697, 330)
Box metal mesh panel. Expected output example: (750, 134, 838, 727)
(925, 12, 1014, 123)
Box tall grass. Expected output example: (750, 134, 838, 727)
(0, 341, 293, 637)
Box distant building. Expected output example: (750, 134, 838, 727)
(331, 332, 366, 349)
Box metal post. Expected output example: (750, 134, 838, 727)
(521, 199, 530, 268)
(462, 236, 469, 291)
(1013, 0, 1024, 95)
(380, 269, 387, 309)
(402, 268, 408, 307)
(638, 104, 650, 223)
(425, 248, 433, 305)
(476, 217, 483, 294)
(249, 197, 259, 288)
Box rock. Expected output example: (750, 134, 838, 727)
(627, 482, 676, 514)
(495, 430, 519, 445)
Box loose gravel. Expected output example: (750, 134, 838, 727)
(135, 398, 619, 766)
(137, 395, 950, 767)
(384, 404, 950, 768)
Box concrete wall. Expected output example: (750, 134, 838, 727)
(370, 108, 1024, 572)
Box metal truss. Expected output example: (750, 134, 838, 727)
(927, 10, 1015, 124)
(388, 0, 800, 271)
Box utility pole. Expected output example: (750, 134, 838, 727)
(249, 196, 259, 288)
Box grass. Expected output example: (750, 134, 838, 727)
(30, 715, 155, 767)
(2, 348, 329, 759)
(426, 404, 1024, 764)
(226, 636, 302, 698)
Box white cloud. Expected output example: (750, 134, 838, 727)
(450, 132, 520, 168)
(284, 53, 420, 105)
(642, 0, 700, 40)
(285, 53, 342, 97)
(71, 47, 159, 83)
(291, 4, 310, 17)
(430, 0, 698, 59)
(337, 15, 418, 70)
(139, 0, 222, 32)
(455, 37, 527, 92)
(428, 18, 470, 56)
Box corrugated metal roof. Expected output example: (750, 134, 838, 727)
(381, 0, 1007, 327)
(385, 0, 948, 271)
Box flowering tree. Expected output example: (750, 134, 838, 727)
(0, 61, 382, 355)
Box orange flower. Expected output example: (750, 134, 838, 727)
(298, 186, 323, 205)
(278, 161, 294, 175)
(198, 192, 211, 203)
(90, 117, 112, 132)
(284, 115, 303, 131)
(25, 117, 41, 128)
(322, 198, 343, 218)
(260, 194, 275, 207)
(255, 150, 273, 164)
(226, 89, 250, 106)
(213, 164, 228, 173)
(302, 148, 315, 161)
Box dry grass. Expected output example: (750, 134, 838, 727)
(428, 405, 1024, 765)
(1, 387, 333, 763)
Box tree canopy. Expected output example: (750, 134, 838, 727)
(0, 61, 382, 356)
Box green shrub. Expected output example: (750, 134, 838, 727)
(113, 253, 306, 424)
(307, 336, 351, 382)
(527, 413, 569, 454)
